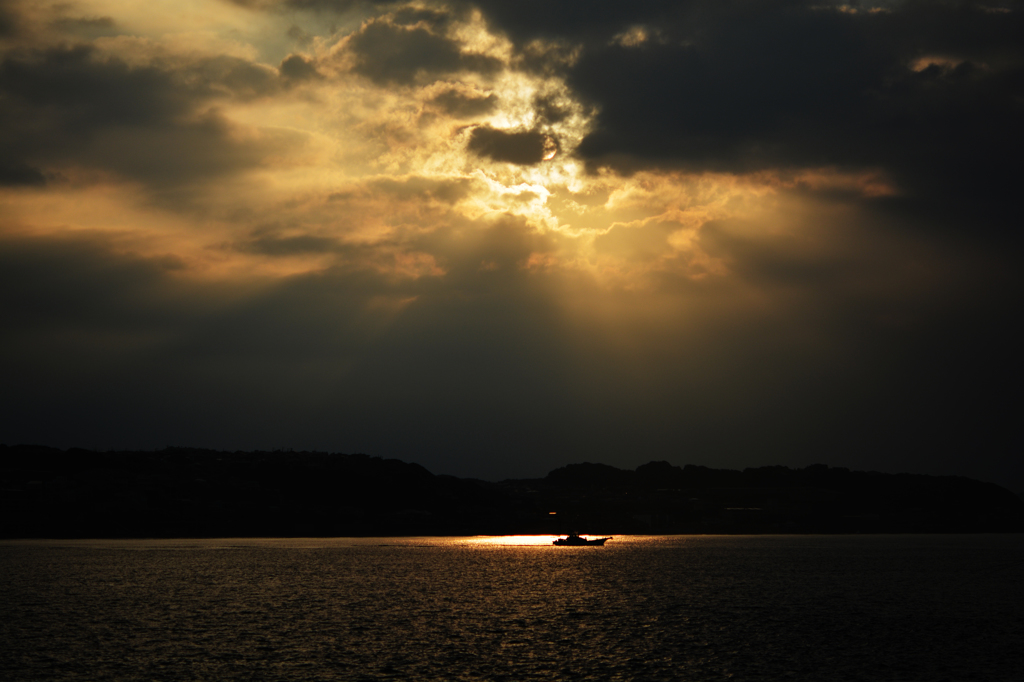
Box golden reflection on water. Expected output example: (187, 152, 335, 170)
(464, 535, 561, 546)
(3, 536, 1021, 681)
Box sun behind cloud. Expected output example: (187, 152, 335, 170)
(0, 0, 818, 290)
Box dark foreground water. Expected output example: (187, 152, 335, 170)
(2, 535, 1022, 681)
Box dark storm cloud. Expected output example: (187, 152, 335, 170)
(468, 126, 556, 165)
(0, 46, 190, 129)
(565, 2, 1019, 170)
(0, 45, 297, 190)
(0, 45, 181, 184)
(475, 0, 1024, 236)
(347, 18, 501, 85)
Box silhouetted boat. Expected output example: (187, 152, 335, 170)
(552, 534, 611, 546)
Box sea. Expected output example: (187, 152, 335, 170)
(1, 535, 1022, 681)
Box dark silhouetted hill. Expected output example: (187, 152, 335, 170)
(541, 461, 1024, 534)
(1, 445, 1021, 537)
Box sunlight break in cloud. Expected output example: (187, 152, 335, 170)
(0, 0, 817, 289)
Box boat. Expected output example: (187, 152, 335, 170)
(552, 534, 612, 546)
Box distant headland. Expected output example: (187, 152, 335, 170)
(2, 444, 1021, 538)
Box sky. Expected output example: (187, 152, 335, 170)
(1, 0, 1021, 489)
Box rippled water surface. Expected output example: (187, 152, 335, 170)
(2, 535, 1022, 681)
